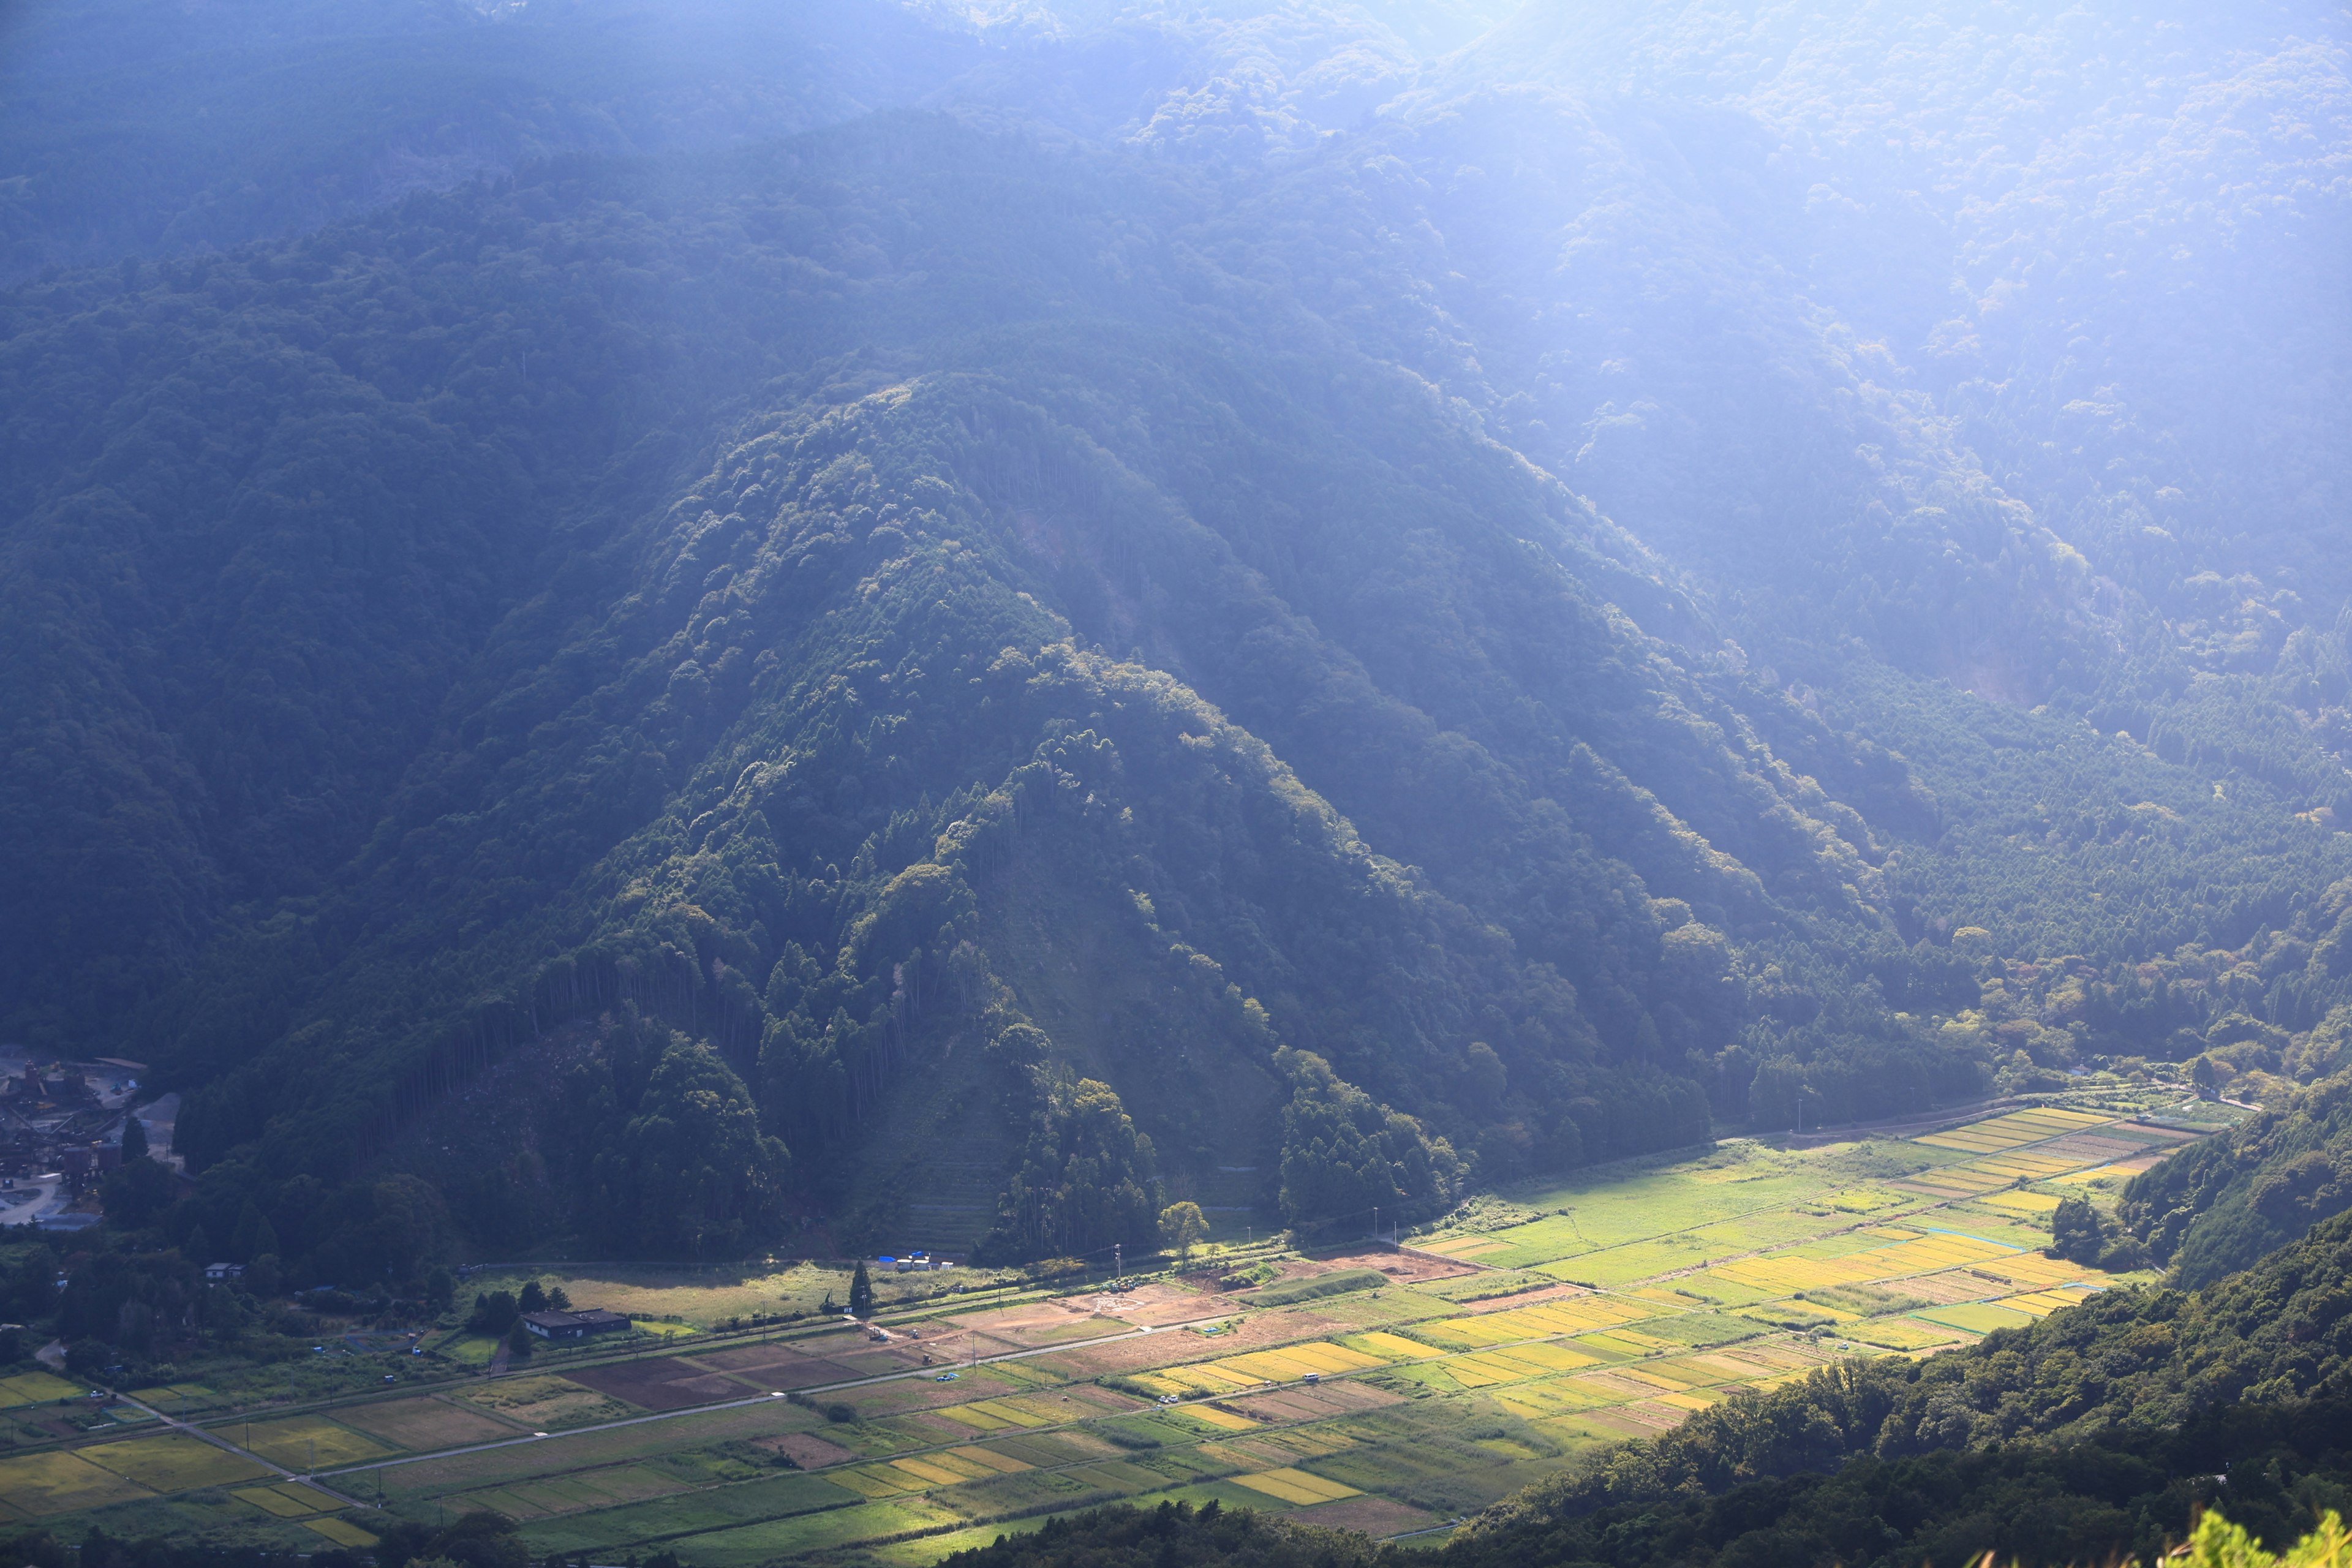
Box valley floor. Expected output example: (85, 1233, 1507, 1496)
(0, 1088, 2242, 1565)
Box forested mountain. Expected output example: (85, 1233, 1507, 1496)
(1, 0, 2346, 1270)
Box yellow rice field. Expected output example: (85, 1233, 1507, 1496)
(1914, 1107, 2110, 1154)
(304, 1518, 382, 1548)
(233, 1482, 342, 1518)
(1444, 1343, 1601, 1387)
(236, 1415, 397, 1469)
(1999, 1285, 2100, 1317)
(1706, 1229, 2016, 1293)
(1178, 1404, 1259, 1432)
(0, 1450, 153, 1516)
(1412, 1297, 1654, 1349)
(0, 1370, 83, 1408)
(1134, 1340, 1393, 1396)
(79, 1433, 270, 1491)
(932, 1397, 1057, 1431)
(1341, 1332, 1436, 1361)
(1230, 1467, 1359, 1504)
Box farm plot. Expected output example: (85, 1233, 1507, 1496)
(1901, 1150, 2089, 1197)
(564, 1355, 759, 1410)
(621, 1498, 960, 1567)
(457, 1462, 702, 1520)
(124, 1383, 215, 1415)
(1999, 1286, 2101, 1317)
(1914, 1108, 2111, 1154)
(509, 1470, 870, 1555)
(304, 1518, 382, 1549)
(450, 1374, 638, 1430)
(1845, 1316, 1970, 1350)
(1913, 1301, 2040, 1334)
(0, 1370, 81, 1408)
(929, 1395, 1061, 1432)
(233, 1481, 344, 1518)
(235, 1415, 397, 1469)
(336, 1395, 519, 1449)
(1231, 1467, 1360, 1504)
(367, 1399, 829, 1502)
(1438, 1344, 1600, 1388)
(80, 1431, 270, 1491)
(1703, 1229, 2019, 1294)
(0, 1449, 153, 1517)
(1976, 1189, 2062, 1214)
(1130, 1340, 1390, 1398)
(1409, 1296, 1656, 1349)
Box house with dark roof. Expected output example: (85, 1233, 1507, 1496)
(520, 1308, 630, 1341)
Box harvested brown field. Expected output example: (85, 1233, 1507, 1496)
(1899, 1270, 2007, 1304)
(2037, 1133, 2153, 1161)
(1614, 1399, 1695, 1430)
(1460, 1282, 1609, 1314)
(824, 1344, 935, 1380)
(563, 1357, 755, 1411)
(1309, 1248, 1477, 1286)
(760, 1433, 858, 1468)
(697, 1329, 869, 1371)
(1289, 1495, 1441, 1537)
(1230, 1381, 1403, 1422)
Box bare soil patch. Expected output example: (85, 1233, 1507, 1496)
(698, 1329, 867, 1371)
(1458, 1281, 1598, 1314)
(1292, 1496, 1441, 1537)
(1311, 1248, 1476, 1286)
(562, 1358, 755, 1411)
(760, 1432, 858, 1469)
(1901, 1270, 2008, 1304)
(1046, 1282, 1215, 1327)
(684, 1343, 862, 1389)
(1229, 1381, 1402, 1423)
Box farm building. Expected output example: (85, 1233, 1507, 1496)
(521, 1308, 630, 1341)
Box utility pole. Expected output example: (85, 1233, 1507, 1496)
(1113, 1243, 1121, 1288)
(1372, 1206, 1378, 1243)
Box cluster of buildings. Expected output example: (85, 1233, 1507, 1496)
(878, 1251, 956, 1273)
(0, 1056, 149, 1197)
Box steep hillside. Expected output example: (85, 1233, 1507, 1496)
(0, 0, 2346, 1270)
(2120, 1030, 2352, 1286)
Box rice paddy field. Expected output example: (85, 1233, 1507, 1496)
(0, 1091, 2219, 1561)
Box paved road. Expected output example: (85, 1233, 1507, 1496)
(315, 1311, 1226, 1482)
(0, 1177, 58, 1227)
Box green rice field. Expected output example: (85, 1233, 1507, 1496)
(7, 1091, 2211, 1562)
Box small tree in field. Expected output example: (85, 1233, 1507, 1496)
(848, 1261, 875, 1318)
(2049, 1196, 2105, 1264)
(1158, 1201, 1208, 1263)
